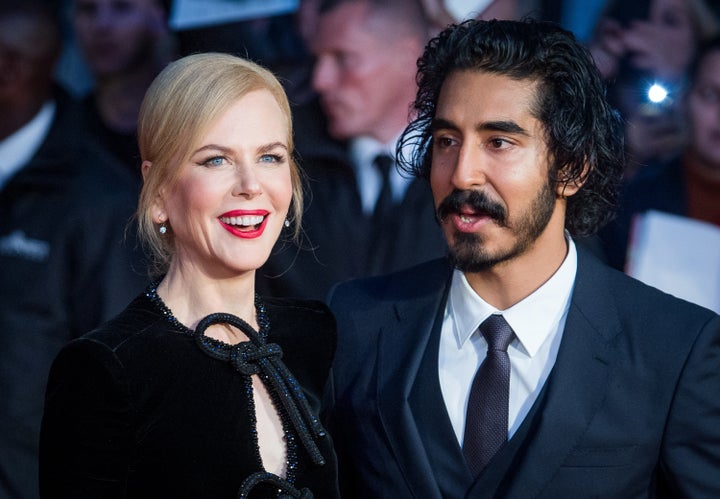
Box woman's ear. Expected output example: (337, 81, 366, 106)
(141, 160, 153, 181)
(143, 160, 167, 223)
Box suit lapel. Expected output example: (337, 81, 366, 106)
(376, 260, 452, 498)
(471, 249, 623, 499)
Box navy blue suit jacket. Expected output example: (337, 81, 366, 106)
(327, 247, 720, 498)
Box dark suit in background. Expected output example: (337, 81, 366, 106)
(1, 2, 147, 496)
(0, 89, 146, 499)
(255, 0, 445, 300)
(598, 158, 687, 270)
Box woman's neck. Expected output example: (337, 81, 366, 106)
(157, 265, 258, 342)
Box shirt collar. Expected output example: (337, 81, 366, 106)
(349, 135, 415, 213)
(449, 235, 578, 357)
(0, 100, 56, 190)
(350, 136, 397, 173)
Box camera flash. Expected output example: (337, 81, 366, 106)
(648, 83, 669, 104)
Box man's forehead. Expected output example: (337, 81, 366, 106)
(436, 70, 540, 119)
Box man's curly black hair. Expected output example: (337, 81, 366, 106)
(397, 18, 626, 236)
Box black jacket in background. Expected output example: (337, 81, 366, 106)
(258, 99, 447, 301)
(0, 89, 147, 499)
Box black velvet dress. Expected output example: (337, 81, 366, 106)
(39, 288, 339, 498)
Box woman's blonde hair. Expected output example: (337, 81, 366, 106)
(136, 52, 303, 276)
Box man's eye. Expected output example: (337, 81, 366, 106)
(336, 52, 355, 70)
(489, 138, 510, 149)
(696, 87, 720, 104)
(434, 136, 455, 148)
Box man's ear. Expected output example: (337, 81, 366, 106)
(556, 161, 590, 198)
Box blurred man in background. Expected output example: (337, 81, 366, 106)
(0, 2, 146, 496)
(71, 0, 173, 177)
(258, 0, 447, 300)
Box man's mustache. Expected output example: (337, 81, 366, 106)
(436, 189, 507, 225)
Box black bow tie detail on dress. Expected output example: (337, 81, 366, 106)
(237, 471, 314, 499)
(230, 341, 283, 375)
(193, 312, 325, 499)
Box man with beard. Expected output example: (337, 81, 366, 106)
(325, 19, 720, 498)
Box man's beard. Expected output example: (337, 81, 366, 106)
(436, 183, 556, 273)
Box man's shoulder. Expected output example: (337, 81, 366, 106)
(264, 296, 336, 338)
(72, 139, 139, 194)
(576, 246, 719, 328)
(620, 157, 686, 214)
(329, 258, 451, 307)
(13, 98, 139, 207)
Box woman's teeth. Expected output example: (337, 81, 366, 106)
(221, 215, 264, 227)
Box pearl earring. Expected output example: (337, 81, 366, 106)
(284, 219, 290, 228)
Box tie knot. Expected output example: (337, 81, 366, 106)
(373, 154, 394, 178)
(479, 314, 514, 352)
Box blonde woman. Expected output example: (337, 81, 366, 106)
(39, 53, 339, 498)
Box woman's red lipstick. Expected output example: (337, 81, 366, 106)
(218, 210, 269, 239)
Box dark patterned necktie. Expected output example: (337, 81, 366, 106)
(372, 154, 394, 221)
(463, 314, 515, 478)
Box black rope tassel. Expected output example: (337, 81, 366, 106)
(194, 312, 327, 468)
(237, 471, 313, 499)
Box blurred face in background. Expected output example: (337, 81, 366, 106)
(594, 0, 704, 82)
(72, 0, 165, 79)
(633, 0, 697, 78)
(0, 6, 60, 138)
(687, 48, 720, 171)
(310, 1, 425, 143)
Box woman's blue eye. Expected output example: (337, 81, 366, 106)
(260, 154, 282, 163)
(204, 156, 225, 167)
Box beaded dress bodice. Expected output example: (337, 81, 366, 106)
(39, 286, 339, 498)
(145, 285, 328, 498)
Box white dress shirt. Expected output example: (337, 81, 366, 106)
(0, 100, 55, 191)
(439, 237, 578, 444)
(349, 136, 414, 215)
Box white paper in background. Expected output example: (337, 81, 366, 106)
(444, 0, 494, 20)
(626, 210, 720, 313)
(169, 0, 299, 30)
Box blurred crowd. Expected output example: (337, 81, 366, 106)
(1, 0, 719, 497)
